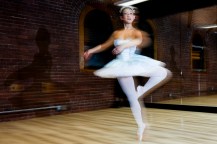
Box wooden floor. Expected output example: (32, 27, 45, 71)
(0, 108, 217, 144)
(157, 94, 217, 107)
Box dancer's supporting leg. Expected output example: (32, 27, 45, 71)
(137, 67, 172, 98)
(117, 77, 146, 141)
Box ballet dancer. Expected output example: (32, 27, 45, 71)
(84, 6, 172, 143)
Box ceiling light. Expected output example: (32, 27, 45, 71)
(114, 0, 149, 6)
(197, 24, 217, 29)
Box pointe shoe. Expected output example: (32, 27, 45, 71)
(137, 123, 146, 143)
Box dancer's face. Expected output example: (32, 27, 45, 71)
(120, 8, 135, 24)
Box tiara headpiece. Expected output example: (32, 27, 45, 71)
(119, 6, 137, 14)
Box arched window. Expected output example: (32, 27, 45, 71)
(191, 33, 206, 72)
(83, 9, 114, 69)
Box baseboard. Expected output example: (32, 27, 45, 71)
(145, 103, 217, 113)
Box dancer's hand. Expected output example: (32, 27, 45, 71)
(112, 46, 124, 55)
(84, 50, 93, 61)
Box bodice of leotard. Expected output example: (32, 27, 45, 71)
(93, 39, 168, 78)
(114, 39, 136, 61)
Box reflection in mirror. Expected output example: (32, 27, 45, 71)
(152, 8, 217, 108)
(191, 32, 206, 72)
(157, 23, 217, 107)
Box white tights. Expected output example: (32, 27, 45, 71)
(137, 67, 172, 98)
(117, 77, 145, 128)
(117, 67, 172, 129)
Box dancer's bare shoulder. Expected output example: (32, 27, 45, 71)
(112, 29, 123, 39)
(112, 28, 143, 39)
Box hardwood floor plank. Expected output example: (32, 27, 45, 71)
(0, 108, 217, 144)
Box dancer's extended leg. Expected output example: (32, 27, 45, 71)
(117, 77, 146, 141)
(137, 67, 172, 98)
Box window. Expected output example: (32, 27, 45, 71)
(191, 33, 206, 72)
(83, 9, 114, 69)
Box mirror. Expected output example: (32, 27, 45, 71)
(134, 0, 217, 108)
(157, 25, 217, 108)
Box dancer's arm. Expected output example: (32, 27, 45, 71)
(137, 31, 152, 49)
(84, 33, 114, 60)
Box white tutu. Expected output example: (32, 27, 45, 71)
(94, 39, 166, 78)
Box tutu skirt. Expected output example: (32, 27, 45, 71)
(94, 54, 166, 78)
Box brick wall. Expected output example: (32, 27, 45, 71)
(0, 0, 116, 122)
